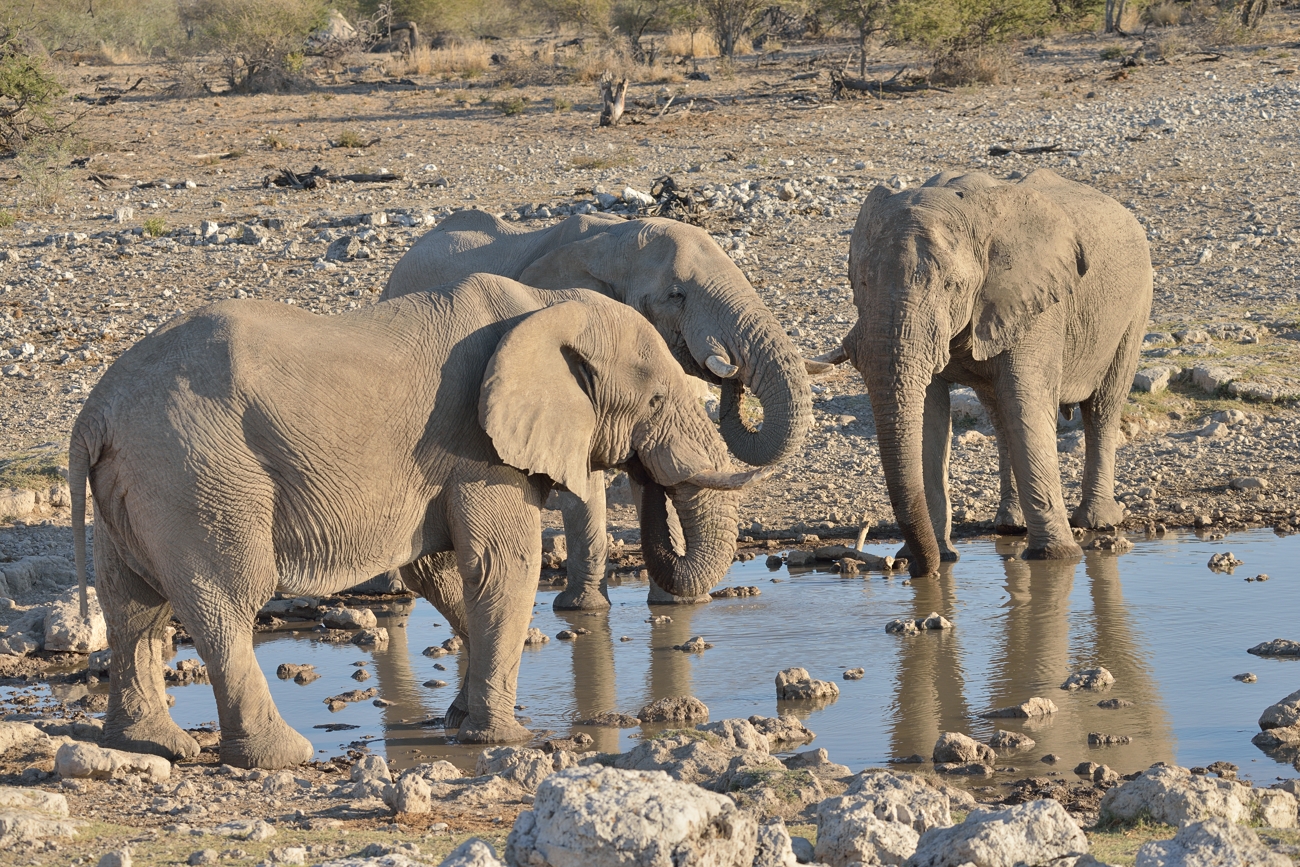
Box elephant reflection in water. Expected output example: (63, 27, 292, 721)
(887, 550, 1173, 769)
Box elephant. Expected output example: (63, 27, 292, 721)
(841, 169, 1153, 577)
(384, 211, 815, 610)
(69, 275, 759, 769)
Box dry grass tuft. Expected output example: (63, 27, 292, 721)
(930, 50, 1013, 85)
(408, 42, 492, 78)
(663, 30, 720, 58)
(570, 47, 633, 83)
(1143, 0, 1185, 26)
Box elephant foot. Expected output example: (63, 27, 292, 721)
(444, 687, 469, 729)
(1023, 539, 1084, 561)
(995, 501, 1027, 535)
(219, 719, 314, 770)
(646, 582, 711, 605)
(456, 717, 532, 744)
(895, 544, 958, 563)
(104, 715, 201, 762)
(1071, 498, 1126, 530)
(553, 583, 610, 611)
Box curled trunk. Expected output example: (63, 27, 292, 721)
(640, 477, 739, 599)
(870, 379, 941, 578)
(707, 299, 812, 468)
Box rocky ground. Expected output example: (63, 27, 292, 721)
(2, 12, 1300, 865)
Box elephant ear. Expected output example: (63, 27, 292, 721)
(517, 230, 628, 296)
(968, 187, 1087, 361)
(479, 301, 598, 498)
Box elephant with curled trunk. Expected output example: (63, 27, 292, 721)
(384, 211, 814, 609)
(69, 275, 757, 769)
(842, 169, 1152, 577)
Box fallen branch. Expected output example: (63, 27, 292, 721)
(263, 165, 403, 190)
(987, 143, 1060, 156)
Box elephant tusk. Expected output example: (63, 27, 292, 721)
(804, 346, 849, 376)
(705, 354, 739, 378)
(683, 466, 773, 491)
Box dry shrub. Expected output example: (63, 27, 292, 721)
(663, 29, 720, 58)
(87, 41, 142, 65)
(1149, 31, 1191, 56)
(1143, 0, 1186, 26)
(930, 49, 1013, 85)
(408, 42, 492, 77)
(181, 0, 327, 93)
(570, 46, 634, 83)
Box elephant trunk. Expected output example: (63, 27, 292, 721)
(870, 367, 941, 578)
(640, 476, 739, 599)
(694, 295, 811, 468)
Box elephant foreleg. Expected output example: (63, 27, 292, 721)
(972, 382, 1026, 535)
(452, 473, 541, 744)
(98, 536, 200, 761)
(400, 552, 470, 727)
(553, 470, 611, 611)
(997, 362, 1081, 561)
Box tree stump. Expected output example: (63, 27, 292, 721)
(599, 71, 628, 127)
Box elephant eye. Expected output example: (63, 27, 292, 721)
(667, 285, 685, 303)
(649, 394, 665, 411)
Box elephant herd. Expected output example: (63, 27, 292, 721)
(69, 167, 1153, 768)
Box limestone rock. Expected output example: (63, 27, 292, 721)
(384, 775, 432, 814)
(55, 742, 171, 782)
(1134, 817, 1290, 867)
(776, 668, 840, 701)
(43, 587, 108, 653)
(1060, 667, 1114, 691)
(612, 731, 764, 788)
(932, 732, 996, 766)
(840, 770, 953, 833)
(749, 715, 816, 746)
(97, 848, 132, 867)
(0, 722, 48, 754)
(754, 819, 799, 867)
(321, 606, 378, 630)
(906, 799, 1087, 867)
(989, 731, 1036, 752)
(816, 795, 920, 867)
(437, 838, 505, 867)
(1099, 764, 1294, 828)
(699, 719, 770, 753)
(639, 696, 709, 723)
(980, 698, 1058, 719)
(504, 765, 758, 867)
(213, 819, 276, 842)
(475, 746, 555, 792)
(0, 786, 68, 816)
(1248, 639, 1300, 658)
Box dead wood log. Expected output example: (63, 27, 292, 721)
(599, 71, 628, 127)
(263, 165, 402, 190)
(987, 143, 1060, 156)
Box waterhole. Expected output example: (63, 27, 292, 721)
(32, 530, 1300, 781)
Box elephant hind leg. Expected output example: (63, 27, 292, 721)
(1071, 320, 1145, 530)
(399, 552, 470, 728)
(97, 535, 200, 761)
(972, 382, 1026, 535)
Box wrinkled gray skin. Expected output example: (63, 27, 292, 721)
(69, 276, 751, 769)
(843, 169, 1152, 577)
(384, 211, 812, 610)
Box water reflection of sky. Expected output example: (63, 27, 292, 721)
(119, 530, 1300, 780)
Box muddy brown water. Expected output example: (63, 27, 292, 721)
(31, 530, 1300, 782)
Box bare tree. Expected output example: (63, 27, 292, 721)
(820, 0, 890, 75)
(700, 0, 764, 57)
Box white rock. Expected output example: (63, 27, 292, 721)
(1260, 689, 1300, 730)
(1133, 367, 1172, 394)
(321, 606, 378, 630)
(932, 732, 995, 766)
(698, 718, 770, 753)
(474, 746, 554, 792)
(504, 765, 758, 867)
(0, 489, 36, 520)
(1099, 764, 1263, 827)
(1135, 817, 1291, 867)
(0, 786, 68, 816)
(906, 799, 1088, 867)
(213, 818, 276, 842)
(754, 819, 799, 867)
(841, 770, 952, 833)
(0, 722, 48, 754)
(816, 795, 920, 866)
(43, 586, 108, 653)
(437, 838, 505, 867)
(1060, 667, 1114, 691)
(351, 754, 392, 783)
(776, 668, 840, 700)
(55, 742, 171, 782)
(383, 774, 432, 814)
(97, 848, 132, 867)
(1191, 366, 1233, 394)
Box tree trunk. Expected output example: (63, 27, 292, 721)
(599, 72, 627, 127)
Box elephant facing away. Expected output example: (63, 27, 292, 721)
(384, 212, 813, 609)
(70, 276, 756, 769)
(843, 169, 1153, 577)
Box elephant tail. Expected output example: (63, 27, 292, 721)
(70, 420, 96, 619)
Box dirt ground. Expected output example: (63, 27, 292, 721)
(1, 17, 1300, 864)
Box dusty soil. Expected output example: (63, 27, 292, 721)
(1, 17, 1300, 864)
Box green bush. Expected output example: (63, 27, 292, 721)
(143, 217, 167, 237)
(181, 0, 329, 93)
(0, 38, 68, 153)
(0, 209, 15, 227)
(496, 94, 528, 115)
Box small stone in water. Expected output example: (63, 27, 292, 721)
(1097, 698, 1134, 709)
(1234, 672, 1257, 683)
(843, 668, 865, 680)
(424, 680, 448, 688)
(1208, 551, 1243, 572)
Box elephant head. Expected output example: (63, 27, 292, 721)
(480, 295, 758, 597)
(845, 172, 1089, 577)
(516, 218, 812, 468)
